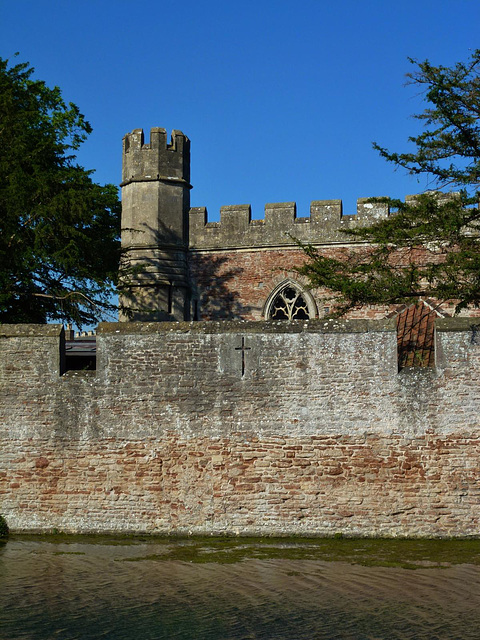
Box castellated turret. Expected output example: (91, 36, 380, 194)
(119, 127, 191, 321)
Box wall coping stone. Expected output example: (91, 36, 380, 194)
(100, 318, 396, 335)
(436, 317, 480, 332)
(0, 317, 474, 339)
(0, 324, 63, 338)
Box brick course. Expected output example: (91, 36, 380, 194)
(189, 247, 394, 321)
(0, 319, 479, 537)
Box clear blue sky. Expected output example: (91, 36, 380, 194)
(2, 0, 479, 219)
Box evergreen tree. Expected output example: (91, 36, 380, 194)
(297, 50, 480, 315)
(0, 55, 121, 326)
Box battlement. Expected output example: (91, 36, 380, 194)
(122, 127, 190, 185)
(189, 198, 391, 250)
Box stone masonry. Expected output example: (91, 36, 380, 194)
(0, 127, 479, 538)
(119, 128, 406, 322)
(0, 319, 479, 537)
(119, 129, 480, 323)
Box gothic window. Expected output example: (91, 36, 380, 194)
(264, 280, 317, 320)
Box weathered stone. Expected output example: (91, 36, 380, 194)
(120, 128, 191, 321)
(0, 320, 479, 538)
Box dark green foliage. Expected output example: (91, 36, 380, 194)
(0, 514, 9, 537)
(0, 55, 121, 326)
(298, 51, 480, 314)
(374, 51, 480, 192)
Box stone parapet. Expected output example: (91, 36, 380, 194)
(189, 198, 390, 250)
(121, 127, 190, 186)
(98, 317, 396, 335)
(0, 323, 63, 337)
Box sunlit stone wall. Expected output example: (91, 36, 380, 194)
(0, 319, 478, 537)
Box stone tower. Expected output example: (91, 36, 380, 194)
(119, 127, 191, 321)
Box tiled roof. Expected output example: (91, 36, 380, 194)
(65, 338, 96, 356)
(396, 301, 442, 369)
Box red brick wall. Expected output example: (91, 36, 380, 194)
(3, 433, 478, 536)
(189, 246, 392, 321)
(189, 245, 480, 322)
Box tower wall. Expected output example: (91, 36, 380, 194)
(120, 128, 191, 321)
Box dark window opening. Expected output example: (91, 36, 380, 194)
(168, 283, 173, 315)
(65, 335, 96, 371)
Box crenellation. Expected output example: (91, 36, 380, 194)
(122, 127, 190, 185)
(148, 126, 168, 150)
(310, 199, 343, 221)
(356, 197, 390, 221)
(220, 204, 252, 232)
(265, 202, 296, 228)
(294, 216, 310, 224)
(170, 129, 189, 153)
(189, 198, 392, 250)
(123, 127, 145, 152)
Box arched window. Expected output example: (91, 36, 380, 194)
(264, 280, 317, 320)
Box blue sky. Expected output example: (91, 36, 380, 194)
(2, 0, 480, 219)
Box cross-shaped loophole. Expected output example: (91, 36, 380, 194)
(235, 337, 251, 377)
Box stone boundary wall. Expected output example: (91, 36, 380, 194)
(0, 319, 479, 537)
(189, 199, 390, 250)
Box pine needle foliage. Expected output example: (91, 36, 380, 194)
(297, 51, 480, 315)
(0, 55, 121, 326)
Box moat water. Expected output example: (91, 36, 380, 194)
(1, 536, 479, 640)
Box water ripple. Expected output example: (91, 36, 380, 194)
(0, 540, 479, 639)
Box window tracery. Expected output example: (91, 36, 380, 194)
(264, 281, 316, 320)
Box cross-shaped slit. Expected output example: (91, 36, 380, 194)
(235, 337, 251, 377)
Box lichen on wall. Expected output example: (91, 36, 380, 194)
(0, 319, 478, 537)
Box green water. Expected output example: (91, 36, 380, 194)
(1, 536, 479, 639)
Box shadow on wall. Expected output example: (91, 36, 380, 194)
(188, 252, 253, 320)
(120, 219, 253, 321)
